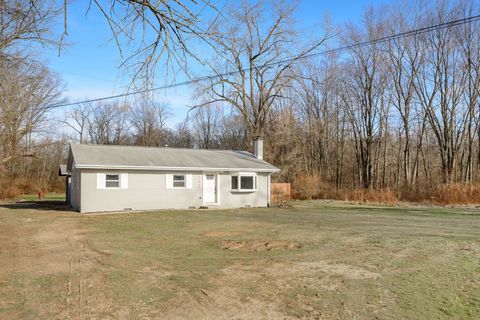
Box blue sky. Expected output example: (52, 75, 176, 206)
(43, 0, 389, 127)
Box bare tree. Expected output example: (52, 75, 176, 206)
(293, 56, 341, 180)
(191, 104, 221, 149)
(194, 1, 328, 141)
(340, 9, 388, 189)
(164, 122, 194, 148)
(414, 2, 468, 184)
(87, 102, 130, 145)
(385, 5, 425, 188)
(89, 0, 218, 83)
(217, 113, 248, 150)
(0, 58, 63, 169)
(63, 103, 93, 143)
(0, 0, 62, 56)
(130, 98, 168, 146)
(457, 1, 480, 182)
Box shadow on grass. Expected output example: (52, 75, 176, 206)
(0, 200, 73, 212)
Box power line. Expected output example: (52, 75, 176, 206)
(50, 13, 480, 109)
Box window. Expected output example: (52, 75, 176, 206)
(231, 173, 257, 191)
(241, 176, 254, 189)
(173, 175, 186, 188)
(105, 174, 120, 188)
(166, 174, 192, 189)
(97, 173, 127, 189)
(231, 176, 238, 189)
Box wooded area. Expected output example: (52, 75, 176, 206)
(1, 0, 480, 203)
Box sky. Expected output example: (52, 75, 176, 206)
(43, 0, 389, 127)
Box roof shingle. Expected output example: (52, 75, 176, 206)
(68, 144, 279, 172)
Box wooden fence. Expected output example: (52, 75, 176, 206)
(271, 183, 291, 204)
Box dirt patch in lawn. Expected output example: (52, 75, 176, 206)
(157, 287, 293, 320)
(222, 240, 302, 251)
(294, 261, 380, 280)
(205, 231, 240, 238)
(157, 259, 380, 319)
(0, 212, 115, 319)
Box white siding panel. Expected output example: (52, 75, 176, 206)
(165, 174, 173, 189)
(186, 174, 193, 189)
(120, 173, 128, 189)
(96, 173, 105, 189)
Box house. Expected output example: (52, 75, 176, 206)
(64, 140, 279, 213)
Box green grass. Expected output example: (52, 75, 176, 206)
(0, 200, 479, 319)
(15, 193, 65, 201)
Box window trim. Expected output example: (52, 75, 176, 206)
(231, 172, 257, 192)
(173, 174, 186, 189)
(97, 172, 128, 189)
(105, 173, 120, 189)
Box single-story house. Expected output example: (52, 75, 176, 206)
(64, 140, 279, 213)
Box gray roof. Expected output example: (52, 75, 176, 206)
(68, 144, 279, 172)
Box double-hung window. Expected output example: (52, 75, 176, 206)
(173, 175, 186, 188)
(231, 173, 257, 192)
(97, 173, 127, 189)
(166, 174, 192, 189)
(105, 174, 120, 188)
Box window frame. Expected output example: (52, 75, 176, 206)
(173, 174, 186, 189)
(231, 172, 257, 192)
(105, 174, 120, 189)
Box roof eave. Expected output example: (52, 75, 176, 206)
(75, 164, 280, 173)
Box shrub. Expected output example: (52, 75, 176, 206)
(292, 173, 343, 200)
(291, 173, 480, 205)
(292, 174, 399, 204)
(15, 178, 40, 194)
(0, 174, 43, 200)
(1, 185, 21, 199)
(345, 188, 399, 205)
(47, 179, 65, 193)
(432, 183, 480, 205)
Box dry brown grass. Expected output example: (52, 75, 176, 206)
(0, 172, 20, 199)
(292, 174, 399, 204)
(47, 178, 65, 193)
(14, 178, 40, 194)
(0, 173, 65, 200)
(0, 184, 21, 200)
(432, 183, 480, 205)
(291, 174, 480, 205)
(0, 176, 42, 200)
(292, 173, 343, 200)
(345, 188, 399, 204)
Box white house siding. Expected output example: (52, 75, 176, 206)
(79, 169, 204, 213)
(70, 168, 81, 211)
(216, 172, 269, 208)
(74, 169, 271, 213)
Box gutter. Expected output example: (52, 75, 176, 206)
(74, 164, 281, 173)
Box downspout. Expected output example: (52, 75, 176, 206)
(267, 174, 271, 207)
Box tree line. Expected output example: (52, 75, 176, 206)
(275, 0, 480, 196)
(191, 0, 480, 199)
(1, 0, 480, 202)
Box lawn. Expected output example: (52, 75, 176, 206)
(15, 193, 66, 202)
(0, 201, 479, 319)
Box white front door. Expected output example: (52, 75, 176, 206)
(203, 174, 216, 203)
